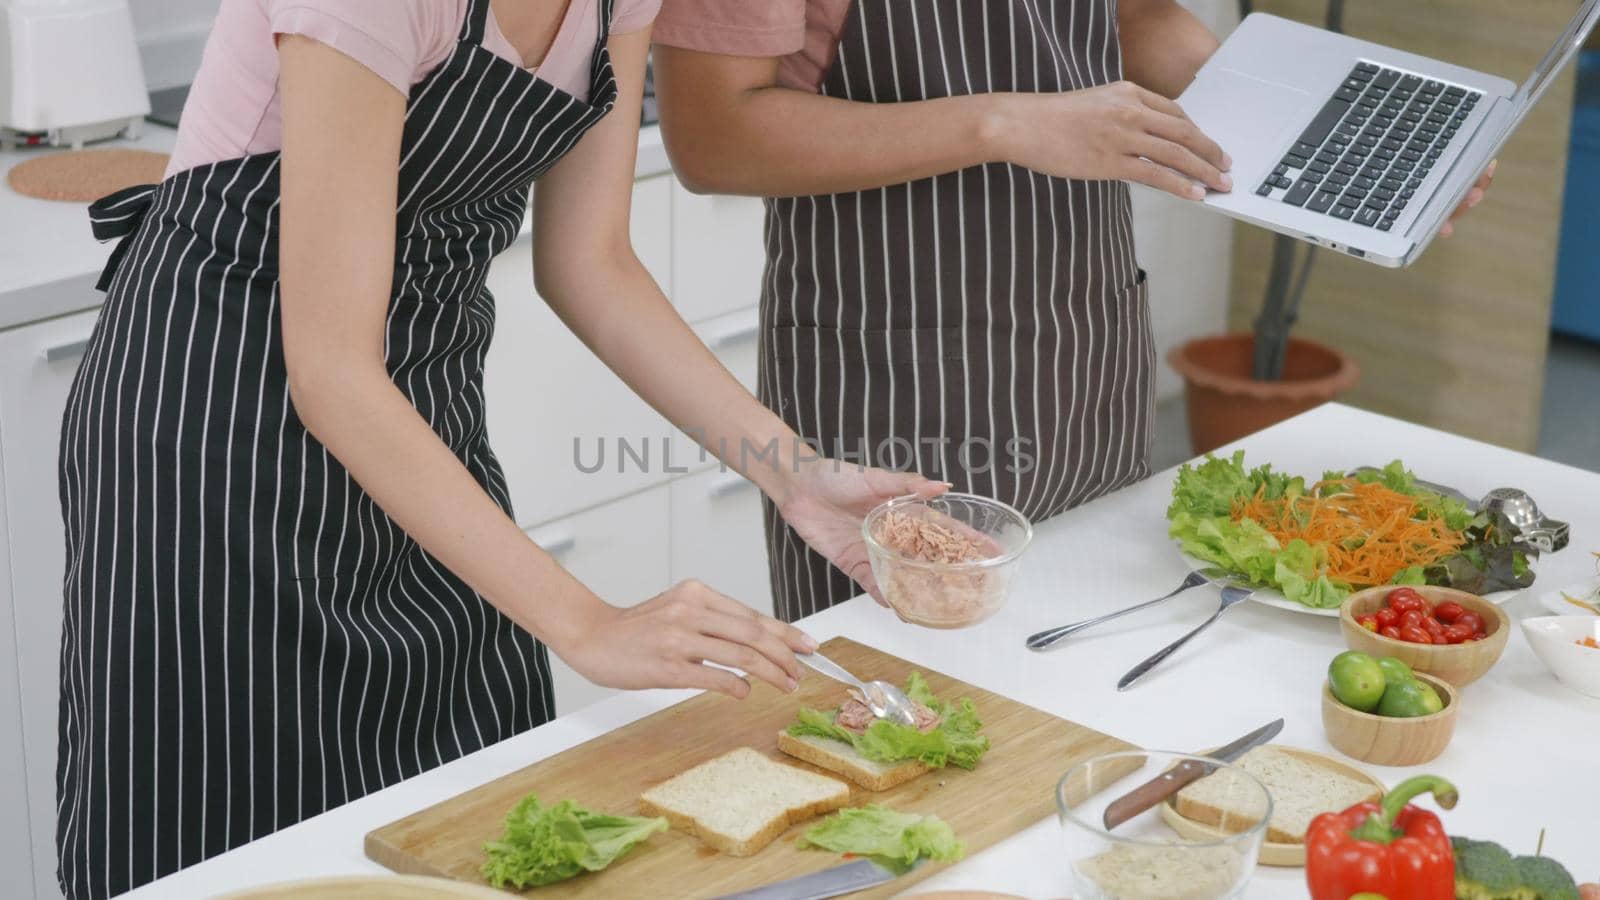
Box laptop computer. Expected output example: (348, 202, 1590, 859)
(1178, 2, 1600, 267)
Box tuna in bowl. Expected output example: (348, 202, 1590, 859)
(862, 492, 1033, 628)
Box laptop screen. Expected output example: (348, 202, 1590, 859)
(1517, 0, 1600, 110)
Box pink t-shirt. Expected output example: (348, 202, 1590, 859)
(652, 0, 849, 93)
(166, 0, 660, 177)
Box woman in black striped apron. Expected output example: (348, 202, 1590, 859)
(653, 0, 1234, 620)
(57, 1, 936, 896)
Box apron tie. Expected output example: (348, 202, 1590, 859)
(88, 183, 159, 292)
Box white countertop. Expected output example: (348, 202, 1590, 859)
(0, 124, 671, 332)
(121, 403, 1600, 899)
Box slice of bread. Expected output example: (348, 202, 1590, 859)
(776, 731, 930, 792)
(1174, 745, 1381, 844)
(638, 747, 850, 857)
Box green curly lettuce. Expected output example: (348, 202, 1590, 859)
(799, 805, 964, 874)
(480, 795, 666, 889)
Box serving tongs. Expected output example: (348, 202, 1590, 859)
(1348, 468, 1569, 554)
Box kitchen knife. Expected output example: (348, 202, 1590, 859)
(1100, 718, 1284, 831)
(708, 859, 899, 900)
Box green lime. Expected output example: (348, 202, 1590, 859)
(1328, 651, 1386, 712)
(1377, 678, 1444, 718)
(1376, 656, 1414, 688)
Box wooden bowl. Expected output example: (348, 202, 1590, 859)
(1322, 671, 1460, 766)
(1158, 745, 1386, 867)
(1340, 585, 1510, 686)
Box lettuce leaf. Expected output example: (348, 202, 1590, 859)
(798, 805, 963, 874)
(786, 672, 990, 770)
(480, 795, 666, 889)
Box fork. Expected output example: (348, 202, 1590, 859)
(1025, 568, 1227, 651)
(796, 650, 920, 728)
(1116, 581, 1256, 691)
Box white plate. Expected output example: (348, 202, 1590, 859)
(1537, 577, 1600, 616)
(1177, 549, 1523, 618)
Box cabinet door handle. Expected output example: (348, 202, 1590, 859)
(706, 319, 761, 351)
(708, 472, 758, 499)
(531, 530, 578, 558)
(42, 337, 91, 363)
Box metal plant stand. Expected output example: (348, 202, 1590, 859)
(1238, 0, 1346, 379)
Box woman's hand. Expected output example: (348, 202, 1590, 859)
(1439, 159, 1496, 238)
(986, 81, 1232, 200)
(776, 461, 948, 605)
(560, 580, 817, 699)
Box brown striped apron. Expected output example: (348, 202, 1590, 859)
(760, 0, 1155, 621)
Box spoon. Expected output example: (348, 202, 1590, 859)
(796, 651, 920, 728)
(1026, 568, 1229, 651)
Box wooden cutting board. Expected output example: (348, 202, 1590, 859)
(366, 637, 1136, 897)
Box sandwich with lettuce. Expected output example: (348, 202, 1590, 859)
(778, 671, 989, 791)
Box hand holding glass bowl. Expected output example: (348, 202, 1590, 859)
(861, 493, 1033, 628)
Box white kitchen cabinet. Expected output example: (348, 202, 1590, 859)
(669, 184, 767, 322)
(484, 176, 675, 529)
(527, 485, 672, 716)
(0, 309, 101, 900)
(668, 468, 773, 620)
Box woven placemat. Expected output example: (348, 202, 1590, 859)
(6, 149, 170, 202)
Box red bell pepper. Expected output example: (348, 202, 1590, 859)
(1305, 775, 1458, 900)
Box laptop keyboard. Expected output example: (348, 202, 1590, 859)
(1256, 62, 1481, 231)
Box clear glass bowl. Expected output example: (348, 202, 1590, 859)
(861, 492, 1032, 628)
(1056, 751, 1272, 900)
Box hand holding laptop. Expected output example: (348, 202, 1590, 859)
(988, 80, 1234, 201)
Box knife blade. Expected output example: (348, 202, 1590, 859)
(708, 858, 899, 900)
(1100, 718, 1284, 831)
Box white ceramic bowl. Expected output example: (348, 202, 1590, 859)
(1519, 616, 1600, 698)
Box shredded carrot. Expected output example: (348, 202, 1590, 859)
(1232, 478, 1466, 588)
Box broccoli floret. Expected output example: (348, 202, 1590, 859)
(1513, 855, 1579, 900)
(1451, 837, 1581, 900)
(1456, 836, 1523, 899)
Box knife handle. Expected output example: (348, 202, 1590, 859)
(1100, 759, 1211, 831)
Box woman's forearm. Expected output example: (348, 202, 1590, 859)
(1119, 0, 1220, 99)
(290, 366, 609, 650)
(655, 47, 1008, 198)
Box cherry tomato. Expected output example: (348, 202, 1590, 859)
(1473, 630, 1488, 641)
(1374, 607, 1399, 628)
(1433, 601, 1465, 624)
(1443, 623, 1473, 644)
(1358, 615, 1379, 632)
(1399, 626, 1434, 644)
(1380, 625, 1403, 640)
(1399, 609, 1426, 630)
(1423, 616, 1447, 640)
(1388, 591, 1426, 615)
(1456, 611, 1484, 634)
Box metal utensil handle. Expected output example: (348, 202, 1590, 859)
(1101, 758, 1213, 831)
(1026, 571, 1207, 650)
(1117, 604, 1227, 691)
(796, 652, 866, 693)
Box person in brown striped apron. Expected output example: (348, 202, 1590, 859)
(55, 1, 942, 896)
(653, 1, 1236, 620)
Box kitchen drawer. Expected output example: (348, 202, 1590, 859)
(669, 304, 763, 473)
(670, 183, 767, 323)
(0, 309, 101, 900)
(668, 467, 773, 620)
(526, 485, 672, 716)
(484, 184, 676, 528)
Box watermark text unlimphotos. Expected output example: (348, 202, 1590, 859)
(571, 433, 1036, 477)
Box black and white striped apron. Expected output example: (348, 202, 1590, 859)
(761, 0, 1156, 621)
(55, 1, 617, 895)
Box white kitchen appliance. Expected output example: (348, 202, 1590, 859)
(0, 0, 149, 149)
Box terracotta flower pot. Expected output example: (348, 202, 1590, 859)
(1168, 333, 1359, 454)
